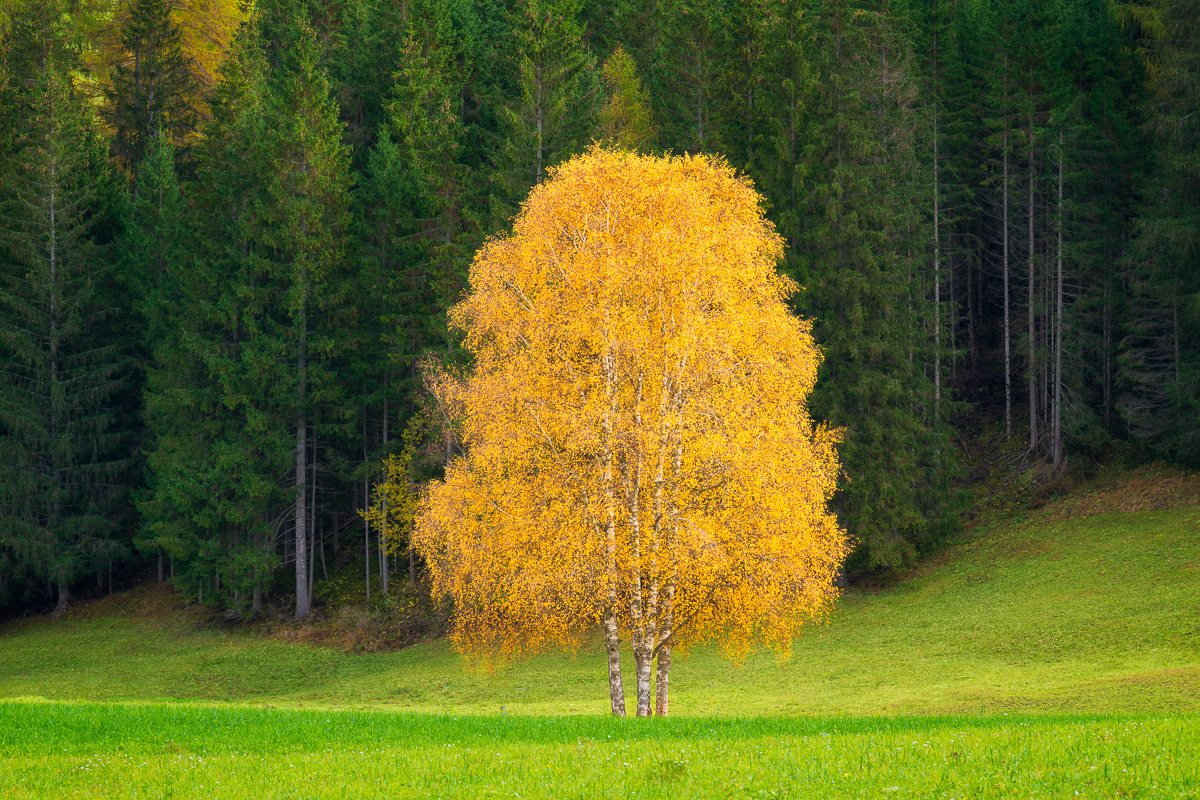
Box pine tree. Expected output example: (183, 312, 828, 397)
(0, 11, 129, 614)
(138, 27, 282, 615)
(496, 0, 597, 193)
(1119, 0, 1198, 461)
(106, 0, 201, 174)
(793, 0, 959, 571)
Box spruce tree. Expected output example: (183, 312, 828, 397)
(1119, 0, 1198, 461)
(255, 22, 355, 618)
(720, 0, 776, 174)
(0, 13, 128, 614)
(138, 28, 282, 614)
(497, 0, 597, 193)
(1056, 0, 1147, 453)
(121, 134, 185, 584)
(980, 0, 1023, 441)
(655, 0, 729, 154)
(106, 0, 200, 174)
(756, 0, 815, 273)
(793, 0, 958, 571)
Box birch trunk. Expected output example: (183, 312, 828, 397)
(626, 375, 652, 718)
(654, 437, 683, 717)
(634, 648, 653, 718)
(602, 347, 625, 717)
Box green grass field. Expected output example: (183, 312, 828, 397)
(2, 700, 1197, 798)
(1, 468, 1197, 796)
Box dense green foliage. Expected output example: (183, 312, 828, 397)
(0, 1, 130, 614)
(0, 0, 1196, 613)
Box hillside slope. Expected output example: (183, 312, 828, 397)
(1, 468, 1197, 717)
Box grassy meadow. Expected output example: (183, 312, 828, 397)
(2, 701, 1197, 798)
(1, 466, 1198, 796)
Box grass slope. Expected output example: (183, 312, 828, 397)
(1, 483, 1197, 716)
(0, 469, 1197, 797)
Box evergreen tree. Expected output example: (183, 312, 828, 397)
(120, 134, 185, 584)
(793, 0, 959, 571)
(655, 0, 728, 154)
(0, 10, 129, 613)
(497, 0, 597, 194)
(140, 18, 354, 618)
(755, 0, 815, 271)
(980, 0, 1023, 440)
(389, 0, 479, 332)
(106, 0, 201, 175)
(720, 0, 775, 174)
(1013, 0, 1057, 455)
(1057, 0, 1148, 454)
(254, 21, 355, 619)
(328, 0, 401, 165)
(1119, 0, 1199, 461)
(138, 27, 281, 614)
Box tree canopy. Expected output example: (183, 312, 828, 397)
(413, 147, 848, 717)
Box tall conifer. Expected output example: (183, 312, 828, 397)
(138, 27, 281, 614)
(793, 0, 958, 571)
(0, 8, 128, 613)
(497, 0, 596, 193)
(1119, 0, 1196, 459)
(106, 0, 200, 174)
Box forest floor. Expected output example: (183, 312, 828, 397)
(0, 464, 1197, 796)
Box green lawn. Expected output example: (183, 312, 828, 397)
(0, 482, 1197, 797)
(2, 700, 1197, 798)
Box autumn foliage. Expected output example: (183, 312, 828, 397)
(413, 147, 848, 716)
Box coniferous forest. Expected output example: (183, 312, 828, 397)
(0, 0, 1196, 619)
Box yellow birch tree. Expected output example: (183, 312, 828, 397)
(413, 147, 848, 717)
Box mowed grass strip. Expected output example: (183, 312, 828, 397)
(1, 699, 1197, 799)
(1, 504, 1197, 716)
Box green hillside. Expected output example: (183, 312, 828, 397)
(2, 472, 1197, 717)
